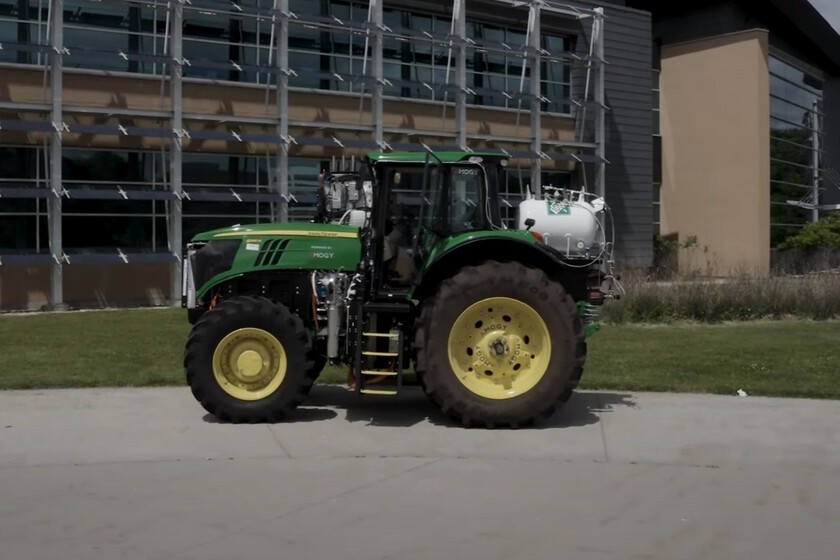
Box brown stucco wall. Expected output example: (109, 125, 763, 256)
(660, 30, 771, 275)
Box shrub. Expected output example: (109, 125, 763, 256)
(778, 214, 840, 250)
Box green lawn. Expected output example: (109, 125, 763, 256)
(1, 308, 838, 399)
(582, 322, 840, 399)
(0, 308, 188, 389)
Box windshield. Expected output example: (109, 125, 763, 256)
(378, 161, 493, 260)
(447, 165, 484, 233)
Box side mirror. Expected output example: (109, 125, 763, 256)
(524, 218, 536, 231)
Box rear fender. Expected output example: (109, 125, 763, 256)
(412, 238, 591, 303)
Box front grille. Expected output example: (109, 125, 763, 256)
(191, 239, 242, 292)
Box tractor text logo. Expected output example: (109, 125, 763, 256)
(312, 252, 334, 259)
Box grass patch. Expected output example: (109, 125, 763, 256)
(582, 321, 840, 399)
(0, 309, 838, 399)
(0, 308, 189, 389)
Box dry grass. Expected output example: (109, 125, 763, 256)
(601, 272, 840, 324)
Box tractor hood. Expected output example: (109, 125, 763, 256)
(191, 221, 360, 242)
(187, 222, 363, 299)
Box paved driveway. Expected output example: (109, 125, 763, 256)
(2, 385, 840, 560)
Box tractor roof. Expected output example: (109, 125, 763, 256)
(366, 151, 507, 164)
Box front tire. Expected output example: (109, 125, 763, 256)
(418, 261, 586, 428)
(184, 295, 316, 423)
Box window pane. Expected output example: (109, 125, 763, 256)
(64, 27, 130, 71)
(290, 51, 321, 88)
(0, 147, 39, 179)
(63, 214, 159, 249)
(0, 21, 18, 63)
(0, 215, 43, 250)
(769, 55, 823, 247)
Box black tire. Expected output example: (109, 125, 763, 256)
(184, 295, 316, 423)
(417, 260, 586, 428)
(309, 347, 328, 378)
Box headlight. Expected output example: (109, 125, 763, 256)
(182, 245, 198, 309)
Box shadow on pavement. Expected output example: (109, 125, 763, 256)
(202, 407, 339, 424)
(304, 385, 637, 429)
(201, 385, 636, 428)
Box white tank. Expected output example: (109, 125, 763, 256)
(517, 191, 605, 256)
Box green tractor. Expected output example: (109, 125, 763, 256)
(182, 150, 619, 427)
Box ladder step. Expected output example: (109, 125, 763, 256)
(362, 332, 400, 339)
(360, 389, 398, 395)
(362, 351, 399, 357)
(360, 370, 398, 376)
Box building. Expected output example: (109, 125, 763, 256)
(0, 0, 837, 311)
(627, 0, 840, 274)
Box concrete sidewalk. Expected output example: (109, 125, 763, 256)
(1, 386, 839, 560)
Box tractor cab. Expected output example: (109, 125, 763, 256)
(362, 151, 507, 294)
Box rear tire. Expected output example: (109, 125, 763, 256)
(309, 337, 328, 378)
(417, 261, 586, 428)
(184, 295, 316, 423)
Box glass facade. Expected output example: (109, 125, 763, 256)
(0, 146, 329, 252)
(652, 44, 661, 235)
(0, 147, 47, 254)
(0, 0, 571, 110)
(0, 146, 570, 252)
(0, 0, 578, 261)
(769, 55, 824, 247)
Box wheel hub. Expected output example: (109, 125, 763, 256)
(490, 338, 508, 358)
(447, 297, 552, 400)
(473, 331, 531, 377)
(236, 350, 265, 378)
(212, 328, 288, 401)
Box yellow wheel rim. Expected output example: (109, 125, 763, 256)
(212, 328, 287, 401)
(447, 297, 552, 400)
